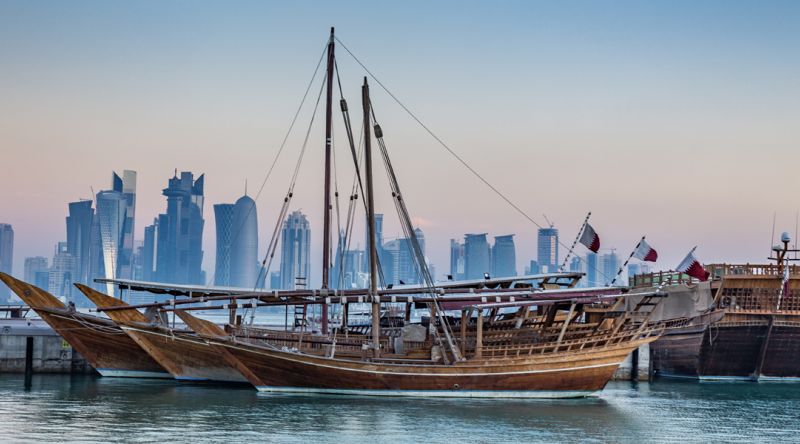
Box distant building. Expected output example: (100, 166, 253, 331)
(464, 233, 490, 280)
(337, 249, 366, 289)
(49, 242, 75, 300)
(142, 219, 159, 281)
(132, 241, 144, 281)
(0, 224, 13, 302)
(526, 259, 539, 275)
(93, 189, 128, 295)
(155, 171, 205, 285)
(586, 252, 598, 287)
(269, 271, 281, 290)
(66, 200, 94, 288)
(449, 239, 465, 281)
(569, 256, 585, 287)
(491, 234, 517, 278)
(280, 211, 311, 290)
(537, 227, 559, 274)
(600, 251, 621, 286)
(213, 203, 235, 286)
(113, 170, 137, 281)
(24, 257, 49, 295)
(24, 256, 49, 283)
(229, 195, 259, 288)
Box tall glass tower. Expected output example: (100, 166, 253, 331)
(464, 233, 490, 280)
(537, 227, 559, 274)
(280, 211, 311, 290)
(0, 224, 13, 302)
(94, 190, 127, 295)
(66, 200, 94, 288)
(155, 172, 205, 285)
(230, 195, 258, 288)
(491, 234, 517, 278)
(213, 203, 235, 287)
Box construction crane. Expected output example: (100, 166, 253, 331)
(543, 214, 555, 228)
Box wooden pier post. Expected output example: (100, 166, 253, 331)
(476, 310, 483, 359)
(24, 336, 33, 388)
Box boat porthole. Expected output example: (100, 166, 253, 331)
(453, 384, 460, 390)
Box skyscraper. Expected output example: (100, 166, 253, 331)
(586, 252, 598, 287)
(600, 251, 620, 286)
(464, 233, 490, 280)
(213, 203, 235, 286)
(94, 189, 127, 295)
(22, 256, 49, 303)
(142, 219, 158, 281)
(24, 256, 49, 284)
(49, 242, 75, 300)
(155, 171, 205, 285)
(491, 234, 517, 278)
(537, 227, 559, 274)
(0, 224, 13, 302)
(280, 211, 311, 290)
(449, 239, 465, 281)
(230, 195, 259, 288)
(66, 200, 94, 287)
(113, 170, 137, 281)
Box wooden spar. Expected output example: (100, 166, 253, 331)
(475, 309, 484, 359)
(560, 211, 591, 272)
(363, 76, 381, 357)
(98, 285, 627, 312)
(321, 27, 336, 335)
(460, 309, 468, 356)
(161, 292, 625, 312)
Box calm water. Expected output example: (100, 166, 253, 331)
(0, 375, 798, 443)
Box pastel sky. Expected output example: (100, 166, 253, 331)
(1, 1, 799, 284)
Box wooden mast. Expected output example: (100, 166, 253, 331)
(321, 27, 335, 334)
(363, 76, 381, 357)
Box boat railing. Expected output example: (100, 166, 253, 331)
(474, 324, 657, 359)
(629, 271, 698, 288)
(705, 263, 800, 278)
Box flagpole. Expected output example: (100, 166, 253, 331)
(610, 236, 645, 286)
(559, 211, 591, 272)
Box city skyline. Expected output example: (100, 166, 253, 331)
(2, 1, 799, 284)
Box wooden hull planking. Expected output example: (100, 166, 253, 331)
(209, 334, 654, 398)
(76, 284, 247, 384)
(0, 273, 169, 378)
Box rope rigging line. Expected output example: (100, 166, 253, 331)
(334, 36, 614, 284)
(246, 71, 328, 325)
(206, 43, 328, 288)
(332, 61, 387, 290)
(369, 102, 462, 362)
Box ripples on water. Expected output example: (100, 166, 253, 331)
(0, 374, 798, 443)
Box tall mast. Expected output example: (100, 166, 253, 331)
(363, 77, 381, 357)
(321, 27, 335, 334)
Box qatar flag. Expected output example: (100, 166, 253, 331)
(676, 249, 710, 281)
(579, 223, 600, 253)
(633, 239, 658, 262)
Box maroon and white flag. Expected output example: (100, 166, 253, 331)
(579, 223, 600, 252)
(676, 249, 710, 281)
(633, 239, 658, 262)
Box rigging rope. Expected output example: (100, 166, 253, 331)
(207, 43, 328, 288)
(369, 103, 462, 362)
(334, 37, 613, 284)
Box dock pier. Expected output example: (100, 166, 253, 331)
(0, 307, 93, 375)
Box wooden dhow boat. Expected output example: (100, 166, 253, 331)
(0, 272, 169, 378)
(630, 236, 800, 381)
(99, 29, 664, 397)
(76, 284, 247, 383)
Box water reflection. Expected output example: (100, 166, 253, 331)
(1, 375, 798, 443)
